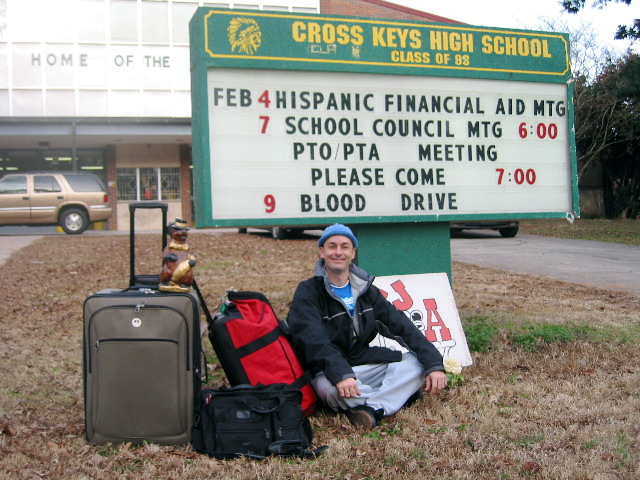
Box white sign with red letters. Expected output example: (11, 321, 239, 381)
(372, 272, 472, 367)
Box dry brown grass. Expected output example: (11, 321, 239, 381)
(520, 218, 640, 245)
(1, 231, 639, 479)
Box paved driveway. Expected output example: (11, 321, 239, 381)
(451, 233, 640, 296)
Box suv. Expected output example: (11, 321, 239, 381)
(239, 225, 326, 240)
(0, 172, 112, 234)
(450, 220, 520, 238)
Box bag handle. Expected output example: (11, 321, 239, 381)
(243, 395, 287, 415)
(218, 384, 289, 414)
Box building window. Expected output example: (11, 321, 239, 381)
(78, 0, 107, 42)
(172, 2, 199, 45)
(116, 167, 180, 201)
(111, 0, 138, 43)
(142, 0, 169, 44)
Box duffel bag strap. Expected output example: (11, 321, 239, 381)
(268, 441, 329, 458)
(290, 370, 314, 391)
(192, 279, 213, 324)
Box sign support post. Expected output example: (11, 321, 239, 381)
(354, 222, 451, 277)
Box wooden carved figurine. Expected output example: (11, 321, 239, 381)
(159, 218, 196, 292)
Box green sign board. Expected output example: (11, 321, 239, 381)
(189, 8, 578, 231)
(192, 9, 570, 81)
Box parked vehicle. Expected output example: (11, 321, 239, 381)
(238, 226, 326, 240)
(243, 221, 520, 239)
(450, 220, 520, 238)
(0, 172, 112, 234)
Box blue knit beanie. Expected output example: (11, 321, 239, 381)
(318, 223, 358, 248)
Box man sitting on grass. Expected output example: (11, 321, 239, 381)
(287, 224, 447, 430)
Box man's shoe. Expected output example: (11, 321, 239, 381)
(403, 389, 424, 408)
(345, 406, 383, 430)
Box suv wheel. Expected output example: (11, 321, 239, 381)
(499, 225, 519, 238)
(271, 227, 287, 240)
(60, 208, 89, 234)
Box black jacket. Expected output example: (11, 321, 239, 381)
(286, 260, 445, 386)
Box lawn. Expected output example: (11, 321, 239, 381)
(0, 229, 638, 479)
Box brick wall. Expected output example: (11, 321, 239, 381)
(320, 0, 462, 23)
(105, 145, 118, 231)
(179, 144, 193, 225)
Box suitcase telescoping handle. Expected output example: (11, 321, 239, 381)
(128, 202, 168, 288)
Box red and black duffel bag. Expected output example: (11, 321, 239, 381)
(207, 291, 317, 417)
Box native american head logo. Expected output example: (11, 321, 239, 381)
(227, 17, 262, 55)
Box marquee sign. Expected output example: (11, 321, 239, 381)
(189, 9, 578, 228)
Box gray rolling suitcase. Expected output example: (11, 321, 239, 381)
(83, 202, 203, 445)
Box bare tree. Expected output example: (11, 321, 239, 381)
(528, 17, 639, 217)
(531, 17, 626, 176)
(534, 16, 619, 82)
(561, 0, 638, 40)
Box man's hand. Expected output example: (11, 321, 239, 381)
(336, 378, 361, 398)
(424, 370, 447, 396)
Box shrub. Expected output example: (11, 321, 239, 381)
(462, 317, 498, 353)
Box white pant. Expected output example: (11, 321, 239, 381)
(311, 352, 425, 416)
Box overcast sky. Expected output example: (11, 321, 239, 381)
(392, 0, 639, 53)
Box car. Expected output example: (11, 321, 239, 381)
(0, 171, 113, 234)
(450, 220, 520, 238)
(238, 225, 326, 240)
(246, 221, 521, 239)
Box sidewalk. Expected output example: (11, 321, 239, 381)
(0, 228, 227, 267)
(0, 235, 42, 267)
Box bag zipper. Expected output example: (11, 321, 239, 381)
(95, 338, 179, 349)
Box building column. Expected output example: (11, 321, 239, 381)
(105, 145, 118, 231)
